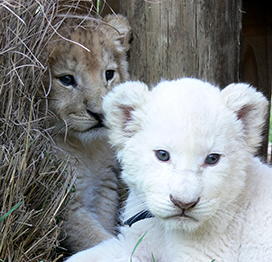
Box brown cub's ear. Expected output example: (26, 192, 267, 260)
(102, 14, 131, 52)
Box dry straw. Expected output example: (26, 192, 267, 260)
(0, 1, 105, 261)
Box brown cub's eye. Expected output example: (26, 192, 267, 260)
(59, 75, 76, 87)
(105, 70, 114, 81)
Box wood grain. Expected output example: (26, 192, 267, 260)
(119, 0, 242, 87)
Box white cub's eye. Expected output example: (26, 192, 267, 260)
(155, 150, 170, 161)
(205, 154, 220, 165)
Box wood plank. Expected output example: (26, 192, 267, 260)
(119, 0, 242, 87)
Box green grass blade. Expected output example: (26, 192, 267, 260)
(0, 201, 23, 223)
(130, 231, 148, 262)
(97, 0, 100, 14)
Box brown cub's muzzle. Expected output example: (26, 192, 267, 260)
(87, 110, 104, 129)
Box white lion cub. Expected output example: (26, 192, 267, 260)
(66, 78, 272, 261)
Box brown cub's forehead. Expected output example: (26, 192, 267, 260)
(48, 21, 119, 72)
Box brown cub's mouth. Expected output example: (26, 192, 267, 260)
(87, 110, 105, 129)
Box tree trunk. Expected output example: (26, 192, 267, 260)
(119, 0, 242, 88)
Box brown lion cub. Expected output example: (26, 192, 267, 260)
(46, 14, 131, 252)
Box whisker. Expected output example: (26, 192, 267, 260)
(63, 118, 68, 143)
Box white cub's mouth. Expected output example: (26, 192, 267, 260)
(155, 195, 201, 227)
(162, 208, 199, 223)
(167, 194, 200, 219)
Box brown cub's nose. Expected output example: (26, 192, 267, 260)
(87, 110, 104, 121)
(87, 110, 104, 128)
(170, 194, 200, 210)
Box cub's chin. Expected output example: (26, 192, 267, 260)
(53, 123, 108, 144)
(73, 125, 108, 142)
(161, 214, 202, 232)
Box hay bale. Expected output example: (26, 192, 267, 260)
(0, 1, 104, 261)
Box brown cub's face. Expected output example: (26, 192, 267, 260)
(47, 15, 131, 139)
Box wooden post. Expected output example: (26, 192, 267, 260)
(119, 0, 242, 87)
(242, 0, 272, 158)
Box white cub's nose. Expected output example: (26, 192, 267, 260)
(170, 194, 200, 210)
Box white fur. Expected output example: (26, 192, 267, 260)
(66, 78, 272, 261)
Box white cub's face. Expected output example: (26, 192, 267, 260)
(121, 82, 246, 231)
(103, 78, 268, 232)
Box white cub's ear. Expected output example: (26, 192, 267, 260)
(103, 14, 131, 52)
(221, 83, 268, 154)
(103, 81, 150, 150)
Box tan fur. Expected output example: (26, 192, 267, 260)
(45, 14, 131, 252)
